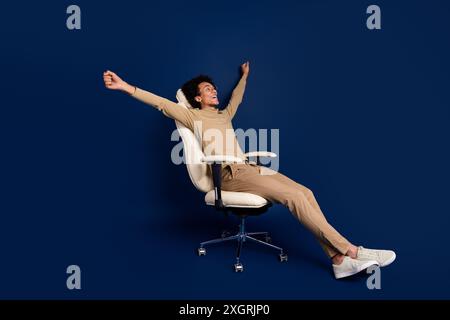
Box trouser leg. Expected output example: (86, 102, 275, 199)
(222, 165, 351, 258)
(261, 169, 348, 257)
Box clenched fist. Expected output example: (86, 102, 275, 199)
(103, 70, 135, 94)
(241, 61, 250, 76)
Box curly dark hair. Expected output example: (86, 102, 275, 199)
(181, 75, 217, 109)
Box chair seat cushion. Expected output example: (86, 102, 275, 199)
(205, 190, 269, 208)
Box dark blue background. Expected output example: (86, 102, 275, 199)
(1, 0, 449, 299)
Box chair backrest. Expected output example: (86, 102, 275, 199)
(174, 89, 213, 193)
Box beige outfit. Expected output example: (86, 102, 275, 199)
(130, 75, 351, 257)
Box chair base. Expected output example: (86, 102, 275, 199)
(197, 216, 288, 272)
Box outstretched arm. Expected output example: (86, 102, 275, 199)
(103, 70, 194, 129)
(224, 61, 250, 119)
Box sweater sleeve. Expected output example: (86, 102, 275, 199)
(131, 87, 194, 130)
(224, 75, 247, 119)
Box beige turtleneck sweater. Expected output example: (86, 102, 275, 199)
(130, 75, 248, 161)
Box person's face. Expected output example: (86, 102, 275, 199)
(196, 82, 219, 107)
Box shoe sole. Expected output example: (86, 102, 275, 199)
(334, 260, 379, 279)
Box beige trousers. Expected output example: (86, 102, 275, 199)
(221, 163, 351, 258)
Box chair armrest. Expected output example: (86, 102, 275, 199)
(207, 162, 226, 210)
(244, 151, 277, 158)
(201, 155, 245, 164)
(201, 155, 243, 210)
(244, 151, 277, 165)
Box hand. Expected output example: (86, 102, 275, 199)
(103, 70, 129, 91)
(241, 61, 250, 76)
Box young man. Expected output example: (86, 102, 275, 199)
(103, 62, 396, 279)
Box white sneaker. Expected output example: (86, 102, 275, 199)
(333, 256, 379, 279)
(356, 246, 396, 267)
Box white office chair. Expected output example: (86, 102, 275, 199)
(174, 89, 287, 272)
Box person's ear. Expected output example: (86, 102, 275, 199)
(195, 96, 202, 102)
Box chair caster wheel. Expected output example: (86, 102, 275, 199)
(279, 253, 288, 262)
(234, 263, 244, 272)
(265, 236, 272, 244)
(198, 248, 206, 256)
(221, 230, 231, 238)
